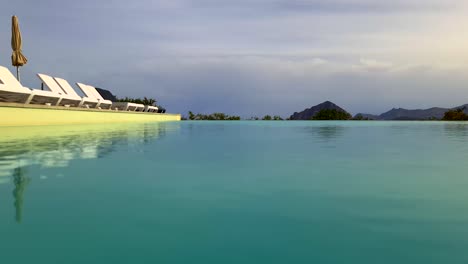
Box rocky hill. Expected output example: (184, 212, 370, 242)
(379, 107, 448, 120)
(289, 101, 351, 120)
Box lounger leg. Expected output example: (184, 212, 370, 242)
(24, 94, 34, 104)
(56, 97, 63, 106)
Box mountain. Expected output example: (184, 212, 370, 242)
(289, 101, 351, 120)
(379, 107, 448, 120)
(357, 104, 468, 120)
(354, 113, 380, 120)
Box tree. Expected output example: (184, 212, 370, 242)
(442, 108, 468, 121)
(311, 109, 352, 120)
(188, 111, 195, 120)
(262, 115, 272, 120)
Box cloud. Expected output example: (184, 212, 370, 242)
(275, 0, 463, 13)
(110, 55, 468, 117)
(352, 59, 394, 72)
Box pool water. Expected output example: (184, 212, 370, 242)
(1, 121, 468, 263)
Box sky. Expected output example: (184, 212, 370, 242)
(1, 0, 468, 117)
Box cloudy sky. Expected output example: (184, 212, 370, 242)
(1, 0, 468, 117)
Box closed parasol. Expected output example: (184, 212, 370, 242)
(11, 15, 28, 81)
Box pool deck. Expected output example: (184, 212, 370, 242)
(0, 103, 181, 127)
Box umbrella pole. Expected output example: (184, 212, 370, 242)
(16, 67, 20, 82)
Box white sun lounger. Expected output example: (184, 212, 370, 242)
(28, 88, 61, 105)
(0, 66, 33, 103)
(37, 74, 82, 107)
(76, 83, 112, 109)
(144, 105, 158, 112)
(54, 77, 99, 108)
(86, 85, 113, 110)
(112, 101, 145, 111)
(0, 65, 60, 105)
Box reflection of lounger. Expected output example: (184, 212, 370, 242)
(54, 77, 99, 108)
(37, 74, 82, 107)
(76, 83, 112, 109)
(80, 145, 98, 159)
(0, 66, 60, 105)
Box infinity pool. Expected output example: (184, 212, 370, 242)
(1, 121, 468, 263)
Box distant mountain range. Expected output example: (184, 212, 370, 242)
(290, 101, 468, 120)
(289, 101, 351, 120)
(357, 104, 468, 120)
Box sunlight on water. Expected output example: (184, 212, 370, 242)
(1, 121, 468, 264)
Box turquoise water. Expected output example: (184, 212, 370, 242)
(1, 121, 468, 263)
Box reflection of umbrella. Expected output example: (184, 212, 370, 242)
(12, 167, 30, 223)
(11, 16, 28, 82)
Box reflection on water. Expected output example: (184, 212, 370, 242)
(444, 123, 468, 142)
(302, 125, 347, 142)
(0, 122, 179, 223)
(13, 167, 30, 223)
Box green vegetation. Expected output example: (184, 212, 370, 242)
(249, 116, 284, 120)
(311, 109, 352, 120)
(185, 113, 284, 121)
(188, 112, 241, 120)
(442, 108, 468, 121)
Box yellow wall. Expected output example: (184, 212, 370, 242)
(0, 105, 181, 127)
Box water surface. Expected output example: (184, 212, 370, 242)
(1, 121, 468, 263)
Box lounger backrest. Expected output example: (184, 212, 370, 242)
(76, 83, 96, 99)
(87, 85, 106, 101)
(37, 74, 66, 95)
(0, 66, 32, 93)
(54, 77, 81, 98)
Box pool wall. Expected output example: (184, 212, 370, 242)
(0, 103, 181, 126)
